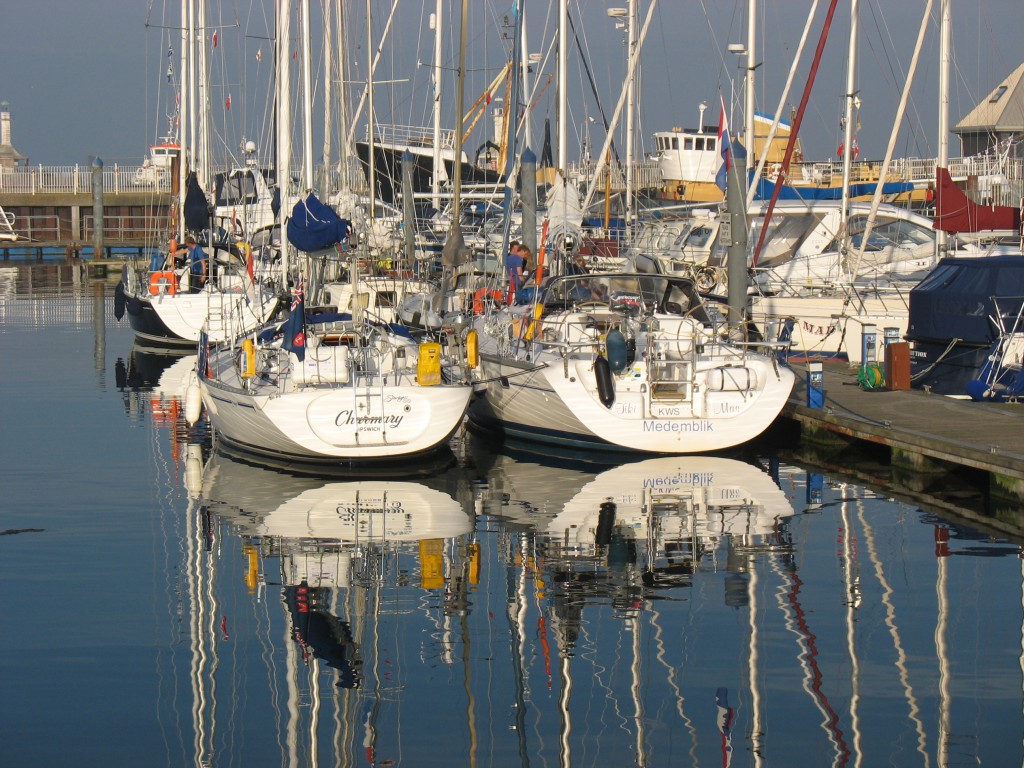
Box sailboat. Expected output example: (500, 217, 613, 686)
(469, 271, 794, 453)
(195, 222, 475, 463)
(114, 2, 284, 348)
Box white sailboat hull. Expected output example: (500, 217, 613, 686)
(201, 376, 471, 462)
(468, 274, 795, 454)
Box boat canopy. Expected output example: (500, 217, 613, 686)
(907, 256, 1024, 344)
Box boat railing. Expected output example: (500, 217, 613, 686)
(367, 124, 456, 150)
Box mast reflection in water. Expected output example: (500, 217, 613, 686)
(2, 284, 1023, 768)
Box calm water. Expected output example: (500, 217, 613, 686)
(3, 264, 1024, 767)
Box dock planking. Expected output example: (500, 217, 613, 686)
(782, 360, 1024, 482)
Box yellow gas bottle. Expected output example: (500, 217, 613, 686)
(417, 342, 442, 385)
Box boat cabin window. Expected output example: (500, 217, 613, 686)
(683, 137, 693, 150)
(706, 138, 716, 152)
(850, 217, 934, 249)
(695, 138, 705, 151)
(750, 212, 822, 267)
(681, 225, 716, 250)
(216, 172, 259, 206)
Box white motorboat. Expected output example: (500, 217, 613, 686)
(469, 272, 795, 453)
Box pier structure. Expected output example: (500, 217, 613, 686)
(0, 163, 173, 258)
(781, 361, 1024, 537)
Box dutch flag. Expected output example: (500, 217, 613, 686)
(715, 95, 746, 194)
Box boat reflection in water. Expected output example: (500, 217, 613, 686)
(541, 456, 795, 590)
(188, 449, 477, 764)
(147, 419, 1024, 766)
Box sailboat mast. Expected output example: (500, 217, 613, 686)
(745, 0, 757, 164)
(197, 0, 209, 191)
(625, 0, 636, 232)
(366, 0, 377, 221)
(277, 0, 292, 281)
(431, 0, 443, 209)
(452, 0, 468, 221)
(937, 0, 951, 256)
(322, 0, 333, 179)
(300, 0, 314, 190)
(839, 0, 859, 247)
(178, 0, 188, 237)
(557, 0, 567, 174)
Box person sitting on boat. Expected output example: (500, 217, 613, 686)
(564, 254, 604, 303)
(505, 240, 525, 294)
(172, 236, 207, 292)
(566, 253, 590, 277)
(514, 245, 543, 304)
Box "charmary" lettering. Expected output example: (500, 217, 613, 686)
(335, 409, 405, 429)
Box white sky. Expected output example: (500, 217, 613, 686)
(2, 0, 1020, 168)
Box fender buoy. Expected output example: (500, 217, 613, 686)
(595, 355, 615, 408)
(465, 329, 479, 369)
(184, 373, 203, 425)
(149, 271, 178, 296)
(114, 280, 126, 320)
(473, 288, 503, 314)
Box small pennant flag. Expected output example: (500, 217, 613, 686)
(256, 47, 262, 62)
(225, 94, 231, 110)
(212, 32, 218, 48)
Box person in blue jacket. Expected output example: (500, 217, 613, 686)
(173, 235, 207, 292)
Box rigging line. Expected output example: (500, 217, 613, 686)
(565, 10, 619, 167)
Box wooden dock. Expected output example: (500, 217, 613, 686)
(778, 360, 1024, 538)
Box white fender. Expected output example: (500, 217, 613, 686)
(184, 443, 204, 499)
(184, 372, 203, 425)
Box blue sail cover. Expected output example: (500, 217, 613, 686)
(183, 172, 211, 234)
(287, 193, 352, 252)
(751, 176, 916, 201)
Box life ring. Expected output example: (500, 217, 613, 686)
(149, 271, 178, 296)
(473, 288, 503, 314)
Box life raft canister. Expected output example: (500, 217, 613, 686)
(240, 338, 257, 379)
(149, 271, 178, 296)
